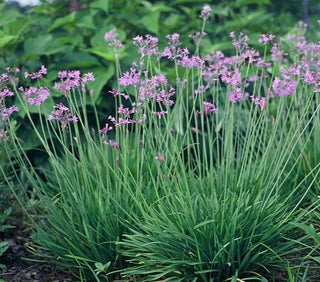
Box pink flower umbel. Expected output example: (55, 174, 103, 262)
(104, 29, 124, 51)
(258, 33, 276, 44)
(20, 86, 50, 106)
(0, 87, 14, 100)
(48, 103, 78, 130)
(133, 34, 159, 57)
(272, 77, 297, 97)
(24, 65, 47, 80)
(229, 87, 243, 103)
(250, 95, 266, 111)
(54, 70, 81, 95)
(203, 101, 218, 116)
(0, 105, 19, 121)
(199, 5, 212, 21)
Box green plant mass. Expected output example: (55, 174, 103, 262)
(1, 0, 320, 281)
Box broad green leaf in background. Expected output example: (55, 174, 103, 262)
(55, 34, 83, 47)
(140, 0, 174, 13)
(75, 11, 96, 30)
(141, 11, 160, 35)
(86, 46, 127, 63)
(90, 0, 109, 14)
(23, 34, 67, 57)
(0, 32, 18, 49)
(3, 19, 30, 37)
(59, 51, 101, 69)
(47, 12, 76, 32)
(0, 9, 21, 26)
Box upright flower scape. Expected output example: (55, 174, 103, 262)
(1, 4, 320, 281)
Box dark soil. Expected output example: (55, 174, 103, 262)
(0, 228, 77, 282)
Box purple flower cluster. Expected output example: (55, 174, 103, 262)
(0, 105, 19, 121)
(19, 86, 50, 106)
(48, 103, 78, 130)
(104, 29, 124, 51)
(230, 31, 249, 54)
(0, 68, 20, 142)
(258, 34, 276, 44)
(272, 77, 297, 97)
(199, 5, 212, 21)
(24, 65, 47, 80)
(119, 67, 141, 86)
(54, 70, 95, 95)
(133, 35, 159, 57)
(202, 101, 218, 116)
(229, 87, 243, 103)
(250, 95, 266, 111)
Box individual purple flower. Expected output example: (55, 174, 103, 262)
(99, 123, 113, 138)
(81, 72, 95, 85)
(109, 88, 130, 100)
(199, 4, 212, 20)
(155, 152, 165, 162)
(108, 115, 133, 127)
(21, 86, 50, 106)
(104, 139, 121, 152)
(117, 104, 136, 116)
(229, 87, 243, 103)
(48, 103, 78, 130)
(203, 101, 218, 116)
(153, 110, 168, 117)
(258, 33, 276, 44)
(134, 113, 147, 124)
(250, 95, 266, 111)
(24, 65, 47, 80)
(272, 77, 297, 97)
(0, 105, 19, 121)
